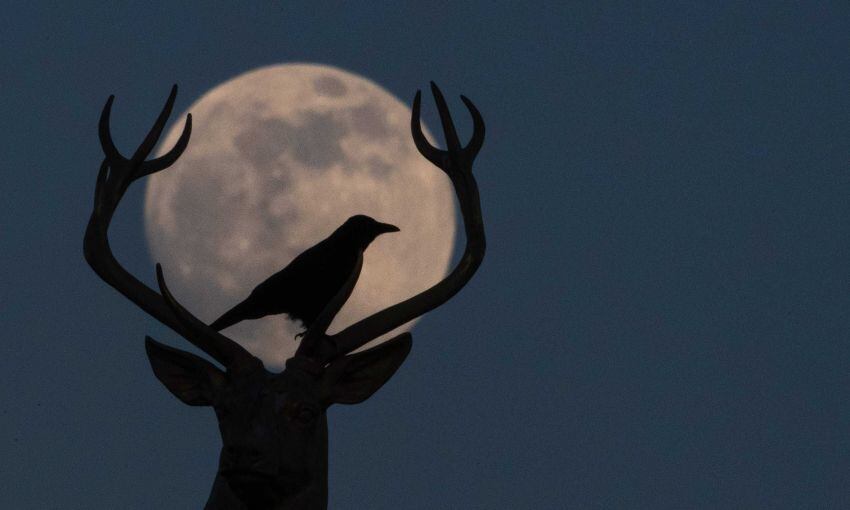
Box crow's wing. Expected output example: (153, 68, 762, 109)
(252, 239, 333, 296)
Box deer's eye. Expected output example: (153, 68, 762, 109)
(294, 406, 317, 424)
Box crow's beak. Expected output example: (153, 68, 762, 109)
(375, 222, 400, 234)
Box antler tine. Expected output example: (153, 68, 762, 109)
(459, 95, 485, 161)
(97, 85, 191, 196)
(130, 84, 179, 167)
(155, 264, 259, 370)
(411, 90, 443, 168)
(294, 253, 364, 362)
(411, 84, 485, 174)
(98, 95, 125, 164)
(136, 113, 192, 179)
(429, 82, 462, 154)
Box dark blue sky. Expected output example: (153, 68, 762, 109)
(3, 2, 850, 508)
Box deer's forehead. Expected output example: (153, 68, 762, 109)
(270, 371, 320, 397)
(221, 370, 317, 400)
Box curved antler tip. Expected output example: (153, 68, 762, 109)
(429, 81, 446, 95)
(154, 263, 178, 304)
(98, 95, 124, 162)
(460, 94, 479, 108)
(101, 96, 115, 116)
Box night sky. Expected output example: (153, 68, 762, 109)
(3, 3, 850, 508)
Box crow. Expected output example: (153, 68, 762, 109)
(210, 215, 400, 334)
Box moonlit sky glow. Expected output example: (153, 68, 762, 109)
(3, 3, 850, 509)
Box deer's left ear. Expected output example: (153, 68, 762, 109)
(321, 333, 412, 405)
(145, 336, 226, 406)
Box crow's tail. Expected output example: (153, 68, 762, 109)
(210, 303, 247, 331)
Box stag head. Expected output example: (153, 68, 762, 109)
(85, 82, 484, 509)
(146, 327, 409, 508)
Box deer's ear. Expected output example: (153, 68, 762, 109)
(145, 336, 225, 406)
(322, 333, 412, 405)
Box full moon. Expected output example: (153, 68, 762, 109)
(144, 64, 456, 369)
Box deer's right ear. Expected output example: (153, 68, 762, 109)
(321, 333, 412, 405)
(145, 336, 225, 406)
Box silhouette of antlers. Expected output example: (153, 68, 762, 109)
(85, 82, 485, 371)
(295, 82, 487, 362)
(85, 85, 260, 371)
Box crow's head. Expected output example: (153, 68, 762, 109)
(342, 214, 400, 247)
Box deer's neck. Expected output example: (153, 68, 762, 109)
(204, 421, 329, 510)
(204, 472, 328, 510)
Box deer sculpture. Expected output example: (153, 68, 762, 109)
(84, 82, 485, 509)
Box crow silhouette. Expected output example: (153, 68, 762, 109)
(210, 215, 400, 334)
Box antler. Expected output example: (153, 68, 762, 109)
(91, 83, 484, 372)
(301, 82, 486, 360)
(84, 85, 258, 371)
